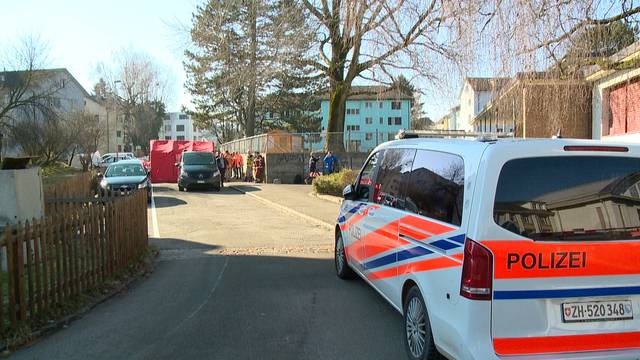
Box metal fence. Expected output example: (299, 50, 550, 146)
(220, 130, 516, 154)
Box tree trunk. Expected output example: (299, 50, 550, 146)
(325, 82, 349, 152)
(246, 1, 258, 137)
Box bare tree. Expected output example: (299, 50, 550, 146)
(98, 49, 169, 152)
(0, 35, 59, 160)
(69, 110, 105, 171)
(300, 0, 480, 151)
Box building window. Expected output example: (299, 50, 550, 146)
(394, 117, 402, 125)
(391, 101, 401, 110)
(116, 131, 122, 138)
(179, 114, 188, 120)
(388, 133, 395, 141)
(379, 117, 384, 124)
(346, 108, 360, 115)
(176, 125, 185, 132)
(165, 136, 171, 140)
(365, 102, 372, 108)
(177, 135, 185, 140)
(379, 102, 383, 109)
(346, 125, 360, 131)
(117, 145, 122, 152)
(164, 114, 170, 120)
(365, 117, 372, 124)
(164, 125, 171, 132)
(365, 132, 373, 140)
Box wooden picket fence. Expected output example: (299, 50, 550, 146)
(43, 171, 96, 214)
(0, 188, 148, 334)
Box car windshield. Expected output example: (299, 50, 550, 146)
(105, 164, 146, 177)
(182, 152, 215, 165)
(494, 156, 640, 241)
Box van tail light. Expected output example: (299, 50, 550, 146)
(460, 239, 493, 300)
(564, 145, 628, 152)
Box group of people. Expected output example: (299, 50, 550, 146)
(215, 150, 265, 186)
(307, 151, 338, 183)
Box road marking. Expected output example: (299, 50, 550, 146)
(150, 186, 160, 238)
(184, 256, 229, 321)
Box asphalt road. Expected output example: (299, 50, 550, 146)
(12, 184, 404, 360)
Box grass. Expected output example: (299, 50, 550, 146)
(312, 169, 358, 197)
(40, 162, 81, 187)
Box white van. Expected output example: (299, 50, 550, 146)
(336, 137, 640, 360)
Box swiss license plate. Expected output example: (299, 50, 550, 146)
(562, 300, 633, 323)
(197, 180, 205, 184)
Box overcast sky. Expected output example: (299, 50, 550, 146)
(0, 0, 464, 120)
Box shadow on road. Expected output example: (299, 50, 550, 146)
(229, 184, 263, 193)
(11, 236, 404, 360)
(152, 196, 187, 208)
(151, 237, 222, 251)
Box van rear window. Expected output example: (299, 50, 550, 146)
(494, 156, 640, 241)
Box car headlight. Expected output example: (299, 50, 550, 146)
(100, 179, 108, 188)
(138, 182, 147, 189)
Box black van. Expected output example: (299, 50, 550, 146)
(176, 151, 221, 192)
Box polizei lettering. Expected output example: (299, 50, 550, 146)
(506, 252, 587, 270)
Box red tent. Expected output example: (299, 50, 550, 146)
(149, 140, 215, 183)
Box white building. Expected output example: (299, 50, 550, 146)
(158, 112, 213, 141)
(587, 42, 640, 143)
(458, 77, 510, 132)
(0, 68, 115, 156)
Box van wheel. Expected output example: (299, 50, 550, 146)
(178, 185, 184, 192)
(335, 232, 355, 279)
(403, 286, 441, 360)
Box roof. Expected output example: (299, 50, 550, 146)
(0, 68, 92, 98)
(465, 77, 511, 92)
(584, 41, 640, 81)
(319, 85, 413, 101)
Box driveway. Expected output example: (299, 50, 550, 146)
(12, 184, 404, 360)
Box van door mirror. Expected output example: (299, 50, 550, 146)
(175, 162, 180, 167)
(343, 184, 357, 200)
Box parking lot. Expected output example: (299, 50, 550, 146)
(12, 184, 404, 360)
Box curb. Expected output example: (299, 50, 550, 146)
(229, 186, 334, 231)
(308, 192, 343, 205)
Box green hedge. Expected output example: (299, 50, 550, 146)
(312, 169, 358, 197)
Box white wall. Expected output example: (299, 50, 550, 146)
(458, 82, 475, 132)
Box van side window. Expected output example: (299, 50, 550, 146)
(373, 148, 416, 209)
(356, 151, 382, 202)
(404, 150, 465, 225)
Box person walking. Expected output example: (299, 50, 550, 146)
(323, 151, 338, 175)
(253, 151, 265, 183)
(245, 152, 254, 182)
(235, 152, 244, 180)
(224, 151, 233, 180)
(307, 152, 319, 184)
(216, 151, 226, 188)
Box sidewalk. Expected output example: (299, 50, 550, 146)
(228, 183, 341, 228)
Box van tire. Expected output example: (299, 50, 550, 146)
(178, 185, 184, 192)
(403, 286, 441, 360)
(335, 232, 355, 279)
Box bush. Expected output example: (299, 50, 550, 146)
(312, 169, 358, 197)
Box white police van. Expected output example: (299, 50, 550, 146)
(335, 136, 640, 360)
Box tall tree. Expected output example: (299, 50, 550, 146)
(300, 0, 479, 151)
(185, 0, 318, 140)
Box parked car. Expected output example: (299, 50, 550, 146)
(100, 159, 152, 202)
(336, 137, 640, 360)
(176, 151, 221, 192)
(99, 153, 134, 167)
